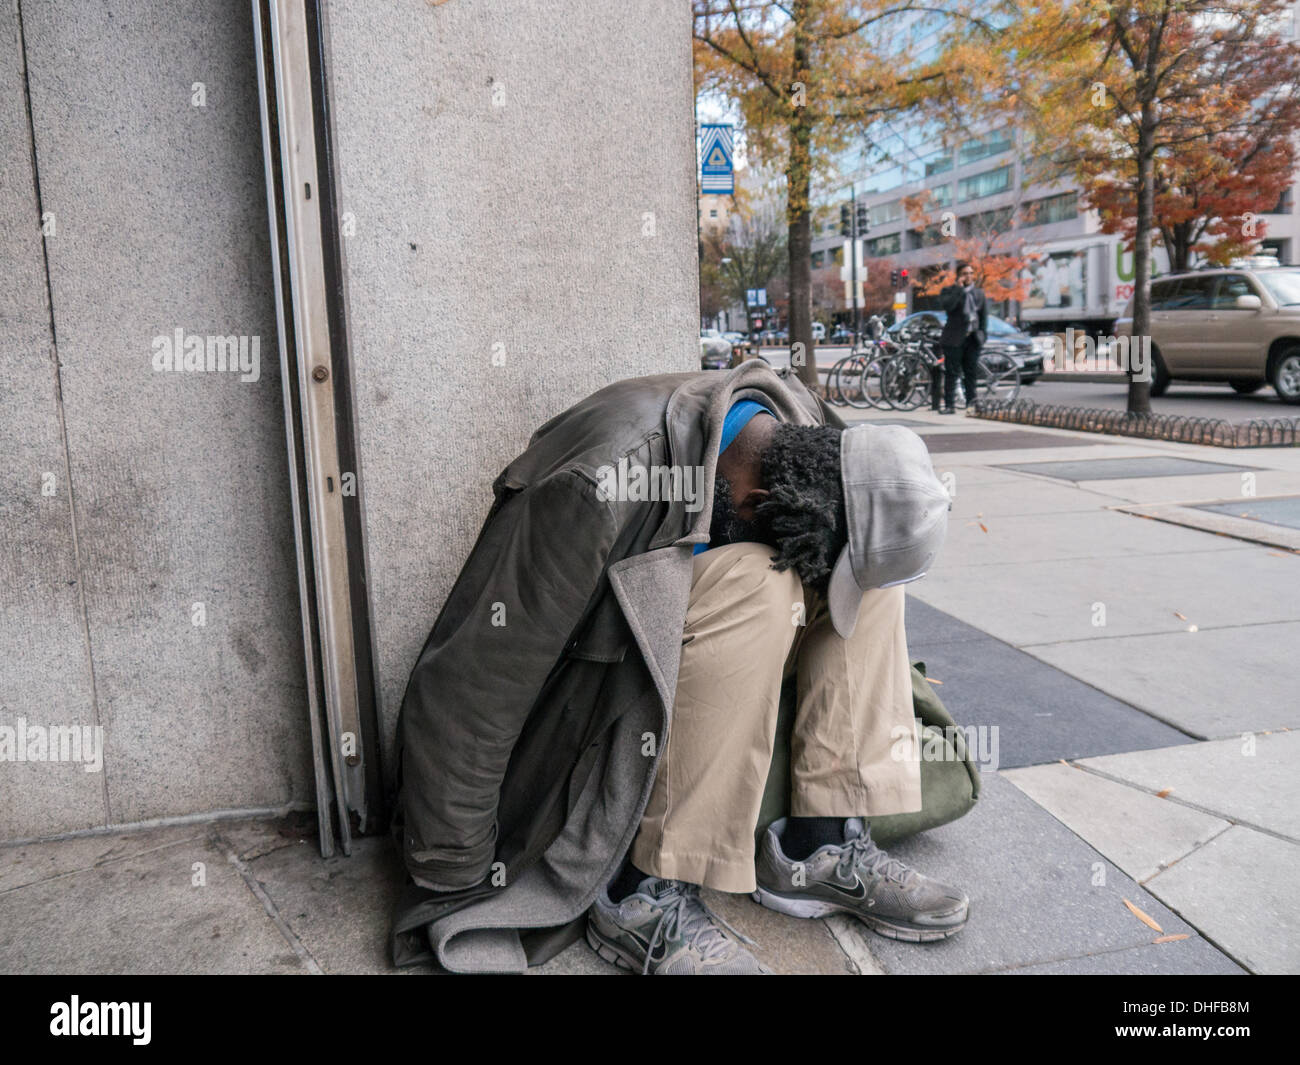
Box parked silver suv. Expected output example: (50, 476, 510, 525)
(1114, 265, 1300, 404)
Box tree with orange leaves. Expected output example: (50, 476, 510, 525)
(1086, 125, 1299, 273)
(995, 1, 1300, 412)
(902, 191, 1035, 305)
(692, 1, 993, 390)
(924, 1, 1300, 412)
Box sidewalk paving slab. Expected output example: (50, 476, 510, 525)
(227, 825, 427, 975)
(1109, 500, 1300, 553)
(0, 826, 308, 975)
(223, 819, 855, 975)
(698, 888, 858, 975)
(858, 774, 1228, 975)
(905, 597, 987, 646)
(1031, 622, 1300, 739)
(914, 545, 1299, 646)
(1003, 762, 1229, 883)
(1074, 732, 1300, 841)
(939, 506, 1245, 568)
(997, 936, 1245, 975)
(940, 475, 1129, 518)
(907, 600, 1193, 768)
(0, 823, 207, 894)
(1143, 825, 1300, 975)
(1079, 470, 1300, 506)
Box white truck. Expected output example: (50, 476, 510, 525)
(1019, 233, 1171, 334)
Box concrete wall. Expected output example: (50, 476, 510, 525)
(322, 0, 702, 769)
(2, 0, 314, 840)
(1, 0, 698, 840)
(0, 1, 103, 839)
(321, 0, 700, 774)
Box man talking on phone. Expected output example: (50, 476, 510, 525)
(937, 261, 987, 414)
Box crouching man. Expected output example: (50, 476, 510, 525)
(390, 362, 967, 975)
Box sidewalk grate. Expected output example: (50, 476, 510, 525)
(919, 429, 1082, 453)
(997, 456, 1260, 480)
(1194, 495, 1300, 531)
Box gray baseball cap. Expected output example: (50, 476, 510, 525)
(827, 424, 950, 639)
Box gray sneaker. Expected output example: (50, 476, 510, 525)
(587, 876, 770, 974)
(752, 817, 969, 942)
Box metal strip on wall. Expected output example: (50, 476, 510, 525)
(252, 0, 382, 856)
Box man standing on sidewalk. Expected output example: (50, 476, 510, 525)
(938, 262, 987, 414)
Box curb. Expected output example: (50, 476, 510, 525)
(1039, 372, 1128, 383)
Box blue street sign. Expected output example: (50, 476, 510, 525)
(700, 124, 734, 195)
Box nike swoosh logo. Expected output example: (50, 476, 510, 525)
(820, 876, 869, 902)
(625, 926, 669, 963)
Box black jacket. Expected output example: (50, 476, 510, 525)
(939, 284, 987, 347)
(389, 363, 839, 971)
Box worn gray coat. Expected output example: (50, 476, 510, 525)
(390, 362, 838, 972)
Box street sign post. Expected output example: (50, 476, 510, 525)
(700, 124, 734, 195)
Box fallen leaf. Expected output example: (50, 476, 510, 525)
(1155, 787, 1173, 798)
(1173, 611, 1187, 620)
(1123, 898, 1164, 934)
(978, 522, 989, 533)
(1153, 934, 1189, 944)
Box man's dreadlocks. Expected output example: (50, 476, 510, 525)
(754, 424, 846, 594)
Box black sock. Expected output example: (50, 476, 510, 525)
(781, 816, 846, 861)
(608, 861, 651, 901)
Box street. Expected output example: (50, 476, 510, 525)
(1015, 379, 1297, 418)
(753, 345, 1299, 418)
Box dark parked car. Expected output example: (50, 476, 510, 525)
(887, 311, 1043, 382)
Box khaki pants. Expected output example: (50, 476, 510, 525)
(630, 542, 922, 893)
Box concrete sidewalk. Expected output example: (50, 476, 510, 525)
(1, 410, 1295, 974)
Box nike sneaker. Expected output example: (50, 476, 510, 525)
(752, 817, 968, 942)
(586, 876, 769, 974)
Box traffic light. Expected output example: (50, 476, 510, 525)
(840, 203, 852, 238)
(855, 203, 869, 235)
(890, 269, 899, 288)
(899, 268, 909, 286)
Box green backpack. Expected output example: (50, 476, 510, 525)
(756, 661, 981, 847)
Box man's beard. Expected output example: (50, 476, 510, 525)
(709, 473, 764, 547)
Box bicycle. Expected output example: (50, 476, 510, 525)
(877, 320, 1023, 410)
(875, 320, 941, 411)
(825, 346, 886, 408)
